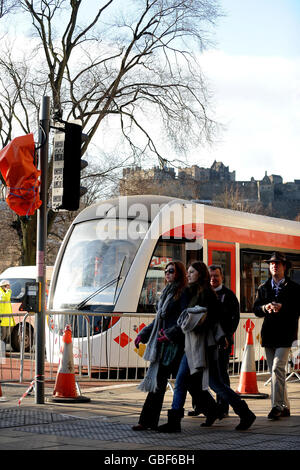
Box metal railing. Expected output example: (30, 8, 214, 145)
(0, 312, 35, 382)
(45, 310, 154, 382)
(1, 312, 299, 384)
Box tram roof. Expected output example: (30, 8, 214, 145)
(73, 195, 300, 237)
(73, 195, 186, 223)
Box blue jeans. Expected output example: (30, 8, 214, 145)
(172, 354, 191, 410)
(172, 348, 245, 415)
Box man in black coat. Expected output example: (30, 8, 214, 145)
(209, 264, 240, 417)
(253, 252, 300, 420)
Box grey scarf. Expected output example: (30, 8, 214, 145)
(138, 282, 179, 393)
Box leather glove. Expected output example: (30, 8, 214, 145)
(134, 335, 142, 348)
(157, 328, 169, 343)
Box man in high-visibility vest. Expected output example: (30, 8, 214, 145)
(0, 279, 15, 344)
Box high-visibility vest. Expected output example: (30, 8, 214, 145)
(0, 288, 15, 326)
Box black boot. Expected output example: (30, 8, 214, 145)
(188, 408, 202, 417)
(157, 409, 184, 433)
(201, 403, 225, 427)
(234, 400, 256, 431)
(194, 391, 223, 427)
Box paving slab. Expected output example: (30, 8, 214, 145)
(0, 376, 299, 455)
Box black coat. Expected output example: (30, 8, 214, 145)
(253, 277, 300, 347)
(184, 283, 220, 326)
(215, 286, 240, 346)
(139, 292, 187, 346)
(177, 283, 221, 341)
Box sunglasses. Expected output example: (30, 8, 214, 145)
(165, 268, 175, 274)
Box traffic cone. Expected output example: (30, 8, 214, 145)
(51, 324, 90, 403)
(236, 319, 268, 399)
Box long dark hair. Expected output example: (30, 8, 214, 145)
(165, 260, 187, 299)
(188, 261, 214, 295)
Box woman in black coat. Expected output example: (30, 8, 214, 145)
(158, 261, 256, 433)
(132, 260, 187, 431)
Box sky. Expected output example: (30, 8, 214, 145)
(192, 0, 300, 183)
(3, 0, 299, 184)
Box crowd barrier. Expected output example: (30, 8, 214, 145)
(0, 312, 300, 385)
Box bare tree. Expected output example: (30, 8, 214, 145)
(0, 0, 18, 18)
(19, 0, 220, 155)
(0, 202, 22, 272)
(212, 185, 273, 216)
(0, 0, 221, 263)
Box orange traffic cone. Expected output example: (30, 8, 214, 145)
(236, 319, 268, 399)
(51, 324, 90, 403)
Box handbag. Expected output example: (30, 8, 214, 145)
(160, 341, 179, 367)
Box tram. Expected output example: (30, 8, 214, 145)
(46, 195, 300, 368)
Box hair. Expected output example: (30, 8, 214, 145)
(165, 260, 187, 298)
(208, 264, 223, 275)
(188, 261, 214, 295)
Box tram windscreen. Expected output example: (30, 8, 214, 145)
(52, 219, 148, 311)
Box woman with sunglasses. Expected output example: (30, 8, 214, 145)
(158, 261, 256, 433)
(132, 261, 187, 431)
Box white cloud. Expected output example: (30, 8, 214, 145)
(190, 50, 300, 182)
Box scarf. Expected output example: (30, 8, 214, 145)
(271, 277, 285, 299)
(138, 282, 179, 393)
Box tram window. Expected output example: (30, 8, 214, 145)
(240, 249, 300, 312)
(290, 267, 300, 285)
(138, 238, 203, 313)
(210, 251, 231, 289)
(186, 240, 203, 266)
(52, 219, 146, 312)
(240, 250, 270, 313)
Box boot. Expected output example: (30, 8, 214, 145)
(234, 400, 256, 431)
(192, 391, 223, 427)
(188, 408, 202, 417)
(157, 409, 184, 433)
(201, 403, 225, 427)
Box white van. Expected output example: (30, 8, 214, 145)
(0, 265, 53, 351)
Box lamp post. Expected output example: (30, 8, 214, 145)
(35, 96, 50, 404)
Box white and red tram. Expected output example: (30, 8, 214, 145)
(46, 195, 300, 369)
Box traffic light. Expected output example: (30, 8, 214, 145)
(52, 121, 88, 211)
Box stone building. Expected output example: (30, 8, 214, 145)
(178, 161, 235, 182)
(119, 162, 300, 220)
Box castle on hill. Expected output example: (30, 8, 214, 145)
(120, 161, 300, 220)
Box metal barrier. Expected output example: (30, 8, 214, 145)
(45, 310, 154, 382)
(1, 312, 300, 384)
(0, 312, 35, 383)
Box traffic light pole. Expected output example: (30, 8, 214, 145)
(35, 96, 50, 404)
